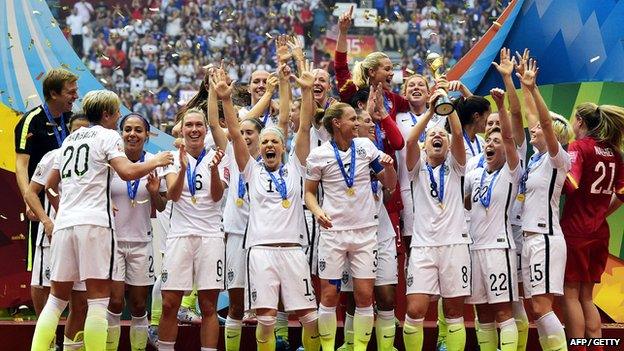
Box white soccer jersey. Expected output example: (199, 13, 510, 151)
(289, 125, 331, 158)
(238, 106, 278, 128)
(169, 148, 228, 238)
(306, 137, 382, 231)
(466, 163, 522, 250)
(408, 152, 470, 246)
(242, 154, 307, 247)
(223, 143, 250, 236)
(521, 143, 570, 235)
(53, 125, 126, 231)
(510, 139, 527, 226)
(396, 111, 446, 191)
(31, 149, 60, 247)
(110, 152, 175, 243)
(463, 133, 485, 159)
(372, 182, 395, 242)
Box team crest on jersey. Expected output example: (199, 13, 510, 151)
(35, 165, 43, 178)
(227, 269, 234, 283)
(282, 167, 289, 178)
(45, 267, 50, 280)
(319, 259, 326, 272)
(161, 270, 168, 283)
(356, 146, 366, 158)
(251, 289, 257, 302)
(444, 164, 450, 175)
(341, 271, 349, 284)
(406, 274, 413, 287)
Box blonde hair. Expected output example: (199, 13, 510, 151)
(549, 111, 573, 146)
(259, 126, 285, 145)
(322, 102, 352, 135)
(82, 90, 120, 123)
(43, 68, 78, 100)
(401, 74, 430, 96)
(181, 107, 207, 124)
(350, 52, 389, 89)
(576, 103, 624, 152)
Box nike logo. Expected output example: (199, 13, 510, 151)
(311, 335, 320, 339)
(216, 279, 223, 282)
(502, 342, 514, 345)
(383, 335, 395, 339)
(462, 284, 468, 289)
(365, 332, 372, 336)
(449, 328, 462, 334)
(531, 284, 539, 288)
(495, 292, 503, 296)
(404, 331, 418, 335)
(226, 335, 237, 339)
(308, 297, 315, 302)
(47, 132, 55, 136)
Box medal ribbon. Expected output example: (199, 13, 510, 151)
(479, 167, 501, 208)
(186, 148, 207, 199)
(463, 130, 482, 157)
(409, 112, 426, 142)
(266, 164, 287, 201)
(519, 152, 545, 195)
(331, 140, 356, 189)
(43, 104, 68, 147)
(126, 152, 145, 202)
(426, 162, 445, 206)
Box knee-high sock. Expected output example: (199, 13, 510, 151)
(225, 316, 243, 351)
(84, 298, 110, 351)
(513, 299, 529, 351)
(499, 317, 519, 351)
(62, 335, 83, 351)
(180, 289, 197, 310)
(299, 311, 321, 351)
(105, 310, 121, 351)
(32, 295, 68, 351)
(158, 340, 175, 351)
(475, 322, 498, 351)
(317, 304, 337, 351)
(342, 312, 354, 350)
(151, 275, 163, 326)
(255, 315, 276, 351)
(276, 311, 289, 340)
(403, 316, 424, 351)
(353, 306, 374, 351)
(130, 312, 149, 351)
(375, 309, 396, 351)
(436, 299, 448, 346)
(536, 312, 567, 351)
(445, 317, 466, 351)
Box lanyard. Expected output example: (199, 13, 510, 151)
(463, 130, 481, 157)
(262, 109, 270, 125)
(126, 153, 145, 204)
(265, 164, 287, 201)
(479, 167, 501, 208)
(409, 112, 426, 142)
(238, 155, 262, 200)
(331, 139, 356, 189)
(519, 152, 545, 194)
(186, 148, 207, 200)
(426, 162, 445, 207)
(374, 123, 385, 152)
(477, 153, 485, 168)
(383, 93, 392, 112)
(43, 104, 67, 147)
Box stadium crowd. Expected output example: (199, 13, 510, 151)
(60, 0, 502, 131)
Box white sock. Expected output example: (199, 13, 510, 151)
(158, 340, 175, 350)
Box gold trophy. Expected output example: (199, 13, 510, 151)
(426, 52, 455, 116)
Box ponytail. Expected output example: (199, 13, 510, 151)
(453, 95, 490, 127)
(577, 102, 624, 152)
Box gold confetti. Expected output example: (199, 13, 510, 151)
(1, 214, 7, 220)
(100, 78, 108, 85)
(20, 213, 24, 222)
(27, 94, 37, 100)
(590, 56, 600, 63)
(50, 19, 58, 27)
(493, 21, 501, 28)
(76, 67, 86, 71)
(394, 11, 402, 20)
(32, 10, 41, 15)
(458, 19, 465, 24)
(100, 54, 110, 61)
(136, 199, 149, 204)
(265, 32, 273, 39)
(8, 33, 13, 39)
(406, 68, 415, 75)
(148, 7, 159, 12)
(28, 39, 35, 50)
(269, 11, 276, 17)
(46, 39, 51, 48)
(36, 72, 44, 80)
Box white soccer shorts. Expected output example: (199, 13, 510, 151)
(304, 208, 320, 275)
(406, 244, 471, 298)
(225, 233, 246, 290)
(512, 224, 523, 283)
(341, 236, 399, 291)
(112, 241, 155, 286)
(245, 246, 317, 312)
(400, 189, 414, 237)
(521, 233, 566, 297)
(317, 226, 377, 280)
(466, 248, 519, 304)
(161, 236, 225, 291)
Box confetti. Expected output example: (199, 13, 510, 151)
(226, 18, 233, 22)
(7, 33, 13, 39)
(100, 54, 110, 61)
(171, 53, 179, 58)
(20, 213, 24, 222)
(1, 214, 7, 220)
(406, 68, 415, 75)
(136, 199, 149, 204)
(50, 19, 58, 27)
(46, 39, 51, 48)
(493, 21, 501, 28)
(28, 39, 35, 50)
(26, 94, 37, 100)
(148, 7, 159, 12)
(265, 32, 273, 39)
(33, 10, 41, 15)
(76, 67, 86, 71)
(24, 100, 29, 109)
(458, 19, 465, 24)
(590, 56, 600, 63)
(7, 45, 13, 50)
(36, 72, 44, 80)
(100, 78, 108, 85)
(394, 11, 402, 19)
(148, 90, 156, 95)
(60, 63, 70, 69)
(114, 65, 121, 71)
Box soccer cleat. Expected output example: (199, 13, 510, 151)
(147, 325, 159, 348)
(177, 307, 202, 325)
(275, 336, 291, 351)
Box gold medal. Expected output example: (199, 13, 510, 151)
(191, 196, 197, 204)
(131, 200, 136, 207)
(236, 198, 244, 207)
(438, 203, 445, 210)
(516, 193, 525, 202)
(282, 199, 291, 209)
(346, 187, 355, 196)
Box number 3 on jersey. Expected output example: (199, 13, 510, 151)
(61, 144, 90, 178)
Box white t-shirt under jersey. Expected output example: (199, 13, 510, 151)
(110, 152, 174, 243)
(306, 137, 383, 232)
(521, 143, 570, 235)
(408, 152, 470, 247)
(466, 162, 522, 250)
(31, 149, 60, 247)
(169, 148, 229, 238)
(223, 143, 251, 236)
(396, 111, 446, 192)
(242, 154, 307, 247)
(53, 125, 126, 231)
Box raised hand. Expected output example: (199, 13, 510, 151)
(514, 48, 530, 77)
(266, 73, 279, 94)
(287, 35, 305, 63)
(314, 209, 332, 229)
(276, 35, 293, 63)
(379, 152, 394, 167)
(211, 62, 234, 99)
(428, 89, 447, 106)
(278, 62, 292, 82)
(179, 144, 188, 171)
(210, 147, 226, 168)
(146, 170, 160, 194)
(154, 151, 174, 167)
(338, 5, 354, 33)
(492, 47, 515, 77)
(516, 58, 538, 89)
(490, 87, 506, 107)
(292, 59, 315, 89)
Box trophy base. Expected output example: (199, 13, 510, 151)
(434, 102, 455, 116)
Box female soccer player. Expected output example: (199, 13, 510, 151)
(454, 95, 491, 160)
(30, 90, 173, 351)
(158, 106, 227, 351)
(402, 89, 468, 351)
(305, 101, 397, 351)
(465, 88, 521, 351)
(561, 103, 624, 351)
(222, 60, 321, 351)
(105, 113, 170, 351)
(517, 60, 572, 351)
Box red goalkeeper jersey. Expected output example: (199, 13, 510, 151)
(561, 137, 624, 238)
